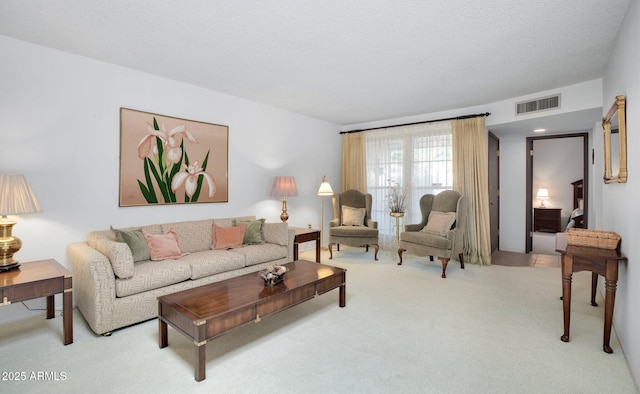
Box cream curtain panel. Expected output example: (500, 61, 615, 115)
(452, 117, 491, 265)
(341, 132, 367, 192)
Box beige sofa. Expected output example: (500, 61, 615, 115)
(67, 216, 294, 335)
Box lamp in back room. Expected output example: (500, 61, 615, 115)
(536, 188, 549, 208)
(0, 174, 42, 271)
(271, 176, 298, 222)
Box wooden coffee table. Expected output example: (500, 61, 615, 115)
(158, 260, 346, 381)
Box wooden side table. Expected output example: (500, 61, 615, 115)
(555, 235, 625, 353)
(293, 227, 321, 263)
(0, 259, 73, 345)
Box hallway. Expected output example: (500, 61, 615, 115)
(491, 250, 560, 268)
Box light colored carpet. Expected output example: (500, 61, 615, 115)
(1, 248, 638, 393)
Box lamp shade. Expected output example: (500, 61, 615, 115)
(0, 174, 42, 216)
(271, 176, 298, 197)
(535, 188, 550, 200)
(317, 175, 334, 196)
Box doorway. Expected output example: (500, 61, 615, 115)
(525, 133, 589, 253)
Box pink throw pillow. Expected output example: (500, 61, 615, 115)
(212, 224, 245, 250)
(142, 228, 185, 261)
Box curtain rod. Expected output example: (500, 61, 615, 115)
(339, 112, 491, 134)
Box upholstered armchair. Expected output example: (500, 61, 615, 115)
(397, 190, 468, 278)
(328, 189, 379, 260)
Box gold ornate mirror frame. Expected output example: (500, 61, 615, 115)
(603, 95, 627, 183)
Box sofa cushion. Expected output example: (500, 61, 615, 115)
(88, 224, 162, 249)
(231, 244, 287, 266)
(212, 224, 245, 250)
(213, 216, 256, 228)
(421, 211, 456, 236)
(233, 218, 265, 245)
(111, 227, 150, 262)
(179, 250, 246, 280)
(162, 219, 213, 253)
(95, 238, 135, 279)
(115, 259, 191, 297)
(143, 228, 187, 261)
(263, 222, 289, 247)
(342, 205, 366, 226)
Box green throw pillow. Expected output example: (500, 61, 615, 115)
(232, 218, 265, 245)
(111, 227, 151, 262)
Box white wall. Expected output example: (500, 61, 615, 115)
(497, 134, 527, 252)
(343, 79, 602, 133)
(0, 35, 342, 269)
(601, 0, 640, 385)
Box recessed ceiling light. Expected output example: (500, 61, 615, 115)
(533, 128, 547, 133)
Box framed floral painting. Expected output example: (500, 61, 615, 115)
(119, 108, 228, 206)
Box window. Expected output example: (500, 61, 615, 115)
(365, 121, 452, 246)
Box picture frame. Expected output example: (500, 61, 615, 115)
(119, 108, 228, 206)
(602, 95, 627, 184)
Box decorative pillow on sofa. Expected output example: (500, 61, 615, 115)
(111, 226, 150, 262)
(142, 228, 187, 260)
(342, 205, 366, 226)
(212, 224, 245, 250)
(421, 211, 456, 237)
(232, 218, 265, 245)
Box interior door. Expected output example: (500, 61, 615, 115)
(488, 132, 500, 252)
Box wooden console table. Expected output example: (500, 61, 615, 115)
(555, 235, 626, 353)
(293, 227, 321, 263)
(0, 259, 73, 345)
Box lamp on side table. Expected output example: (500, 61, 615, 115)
(0, 174, 42, 271)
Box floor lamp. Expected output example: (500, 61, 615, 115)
(317, 176, 334, 247)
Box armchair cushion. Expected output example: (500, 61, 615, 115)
(421, 211, 456, 236)
(402, 230, 452, 249)
(342, 205, 366, 226)
(330, 226, 379, 238)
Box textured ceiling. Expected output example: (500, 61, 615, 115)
(0, 0, 631, 125)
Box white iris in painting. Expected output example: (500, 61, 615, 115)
(137, 122, 198, 164)
(171, 162, 216, 198)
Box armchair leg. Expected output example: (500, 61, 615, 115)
(397, 248, 405, 265)
(372, 244, 379, 261)
(366, 245, 369, 252)
(459, 253, 465, 269)
(438, 257, 450, 279)
(328, 244, 334, 259)
(429, 256, 434, 262)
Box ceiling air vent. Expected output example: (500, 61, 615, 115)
(516, 94, 561, 115)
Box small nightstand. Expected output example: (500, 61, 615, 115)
(534, 208, 561, 233)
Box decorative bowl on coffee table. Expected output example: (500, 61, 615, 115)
(259, 265, 288, 286)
